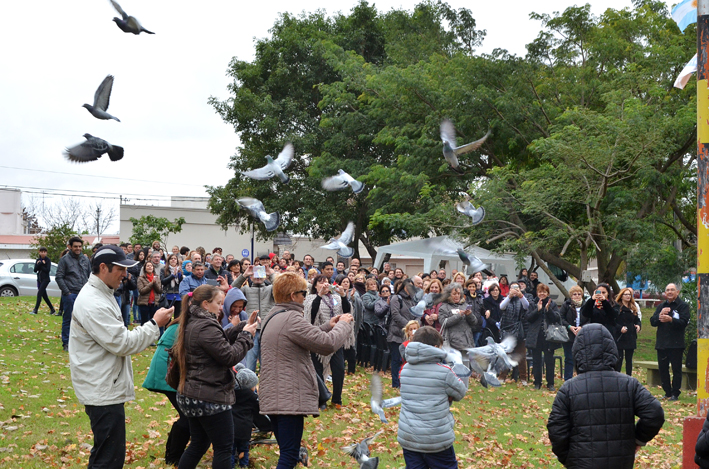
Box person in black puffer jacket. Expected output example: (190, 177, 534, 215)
(695, 414, 709, 467)
(547, 324, 664, 469)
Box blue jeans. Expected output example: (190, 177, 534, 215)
(403, 446, 458, 469)
(132, 289, 140, 322)
(562, 341, 574, 381)
(61, 293, 77, 347)
(178, 409, 233, 469)
(269, 414, 304, 469)
(114, 296, 130, 327)
(245, 330, 260, 371)
(231, 439, 250, 467)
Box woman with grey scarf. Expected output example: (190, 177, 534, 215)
(437, 282, 482, 365)
(304, 275, 354, 407)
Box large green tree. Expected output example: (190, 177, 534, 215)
(209, 0, 696, 294)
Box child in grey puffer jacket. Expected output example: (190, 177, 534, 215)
(399, 326, 468, 468)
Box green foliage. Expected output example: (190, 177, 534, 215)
(128, 216, 186, 248)
(29, 224, 79, 262)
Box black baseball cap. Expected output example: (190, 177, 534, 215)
(92, 245, 139, 269)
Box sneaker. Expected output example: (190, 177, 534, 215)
(520, 380, 529, 386)
(49, 310, 57, 316)
(326, 375, 332, 383)
(28, 310, 38, 315)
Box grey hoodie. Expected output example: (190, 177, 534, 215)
(398, 341, 468, 453)
(222, 287, 248, 329)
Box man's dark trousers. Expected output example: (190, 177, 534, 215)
(85, 403, 126, 469)
(658, 348, 684, 398)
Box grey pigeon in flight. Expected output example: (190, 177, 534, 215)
(456, 200, 485, 225)
(83, 75, 120, 122)
(320, 222, 355, 258)
(321, 169, 365, 194)
(466, 336, 518, 388)
(370, 373, 402, 423)
(237, 197, 280, 232)
(409, 293, 435, 318)
(342, 432, 382, 469)
(441, 346, 472, 378)
(110, 0, 155, 34)
(440, 119, 491, 173)
(64, 134, 124, 163)
(241, 143, 294, 183)
(456, 249, 488, 274)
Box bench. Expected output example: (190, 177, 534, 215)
(635, 360, 696, 391)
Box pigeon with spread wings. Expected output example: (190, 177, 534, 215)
(321, 169, 365, 194)
(320, 222, 355, 258)
(241, 143, 294, 184)
(83, 75, 120, 122)
(466, 336, 518, 387)
(440, 119, 490, 173)
(342, 432, 382, 469)
(456, 200, 485, 225)
(110, 0, 155, 34)
(64, 134, 124, 163)
(370, 373, 402, 423)
(237, 197, 281, 232)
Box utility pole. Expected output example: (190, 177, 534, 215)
(687, 1, 709, 466)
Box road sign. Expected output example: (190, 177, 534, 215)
(241, 249, 249, 258)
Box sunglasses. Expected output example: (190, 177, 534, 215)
(295, 290, 307, 297)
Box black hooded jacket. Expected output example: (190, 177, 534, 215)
(547, 324, 664, 469)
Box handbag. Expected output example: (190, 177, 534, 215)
(165, 347, 180, 390)
(544, 321, 569, 344)
(157, 294, 168, 309)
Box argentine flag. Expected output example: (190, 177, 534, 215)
(674, 54, 697, 89)
(672, 0, 697, 33)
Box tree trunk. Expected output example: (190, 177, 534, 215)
(530, 249, 570, 299)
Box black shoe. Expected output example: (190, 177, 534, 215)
(662, 395, 672, 400)
(319, 404, 327, 410)
(669, 396, 679, 401)
(535, 384, 542, 390)
(62, 344, 68, 352)
(547, 385, 556, 392)
(49, 310, 57, 316)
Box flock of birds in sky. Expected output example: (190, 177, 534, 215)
(62, 1, 153, 163)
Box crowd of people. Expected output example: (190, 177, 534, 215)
(30, 237, 696, 468)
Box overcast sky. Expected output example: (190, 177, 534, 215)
(2, 0, 657, 232)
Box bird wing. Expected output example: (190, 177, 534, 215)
(273, 143, 294, 170)
(456, 201, 472, 216)
(320, 239, 342, 251)
(468, 256, 488, 273)
(321, 174, 348, 191)
(466, 345, 495, 373)
(126, 16, 142, 31)
(338, 222, 355, 245)
(370, 374, 382, 405)
(237, 197, 265, 216)
(453, 129, 491, 156)
(469, 206, 485, 225)
(440, 119, 457, 147)
(93, 75, 114, 111)
(381, 396, 401, 408)
(499, 335, 517, 354)
(337, 246, 355, 259)
(110, 0, 128, 20)
(64, 140, 105, 163)
(342, 442, 365, 462)
(242, 165, 275, 180)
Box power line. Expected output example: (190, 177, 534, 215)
(0, 184, 206, 201)
(0, 165, 208, 188)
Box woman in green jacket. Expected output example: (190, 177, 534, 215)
(142, 294, 192, 465)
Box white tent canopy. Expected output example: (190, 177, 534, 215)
(373, 236, 516, 275)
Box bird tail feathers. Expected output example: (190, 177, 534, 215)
(338, 247, 354, 258)
(108, 145, 124, 161)
(264, 212, 281, 232)
(350, 180, 365, 194)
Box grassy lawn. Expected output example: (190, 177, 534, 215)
(0, 298, 694, 468)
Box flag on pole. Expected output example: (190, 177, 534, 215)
(674, 54, 698, 89)
(672, 0, 698, 32)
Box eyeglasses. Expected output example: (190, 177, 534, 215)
(381, 290, 390, 294)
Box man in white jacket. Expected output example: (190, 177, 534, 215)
(69, 245, 173, 469)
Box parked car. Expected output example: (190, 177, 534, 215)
(0, 259, 60, 297)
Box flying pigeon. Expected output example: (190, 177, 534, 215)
(455, 249, 488, 274)
(440, 119, 491, 173)
(409, 292, 435, 318)
(64, 134, 124, 163)
(466, 336, 518, 388)
(342, 432, 382, 469)
(441, 346, 472, 378)
(237, 197, 280, 232)
(110, 0, 155, 35)
(241, 143, 294, 183)
(83, 75, 120, 122)
(456, 200, 485, 225)
(370, 374, 402, 423)
(320, 222, 355, 258)
(321, 169, 365, 194)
